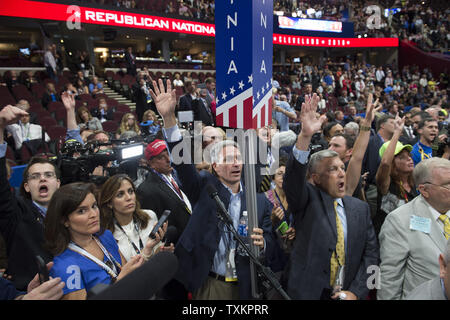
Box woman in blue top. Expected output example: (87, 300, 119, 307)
(44, 182, 165, 300)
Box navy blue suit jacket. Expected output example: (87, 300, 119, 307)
(362, 131, 383, 186)
(167, 141, 274, 299)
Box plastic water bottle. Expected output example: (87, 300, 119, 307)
(237, 211, 249, 256)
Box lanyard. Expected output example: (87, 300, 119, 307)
(68, 237, 122, 281)
(20, 123, 30, 141)
(399, 181, 410, 203)
(114, 218, 144, 255)
(419, 146, 431, 161)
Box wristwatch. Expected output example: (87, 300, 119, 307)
(360, 125, 371, 131)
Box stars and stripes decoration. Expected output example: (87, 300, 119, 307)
(215, 75, 272, 129)
(215, 0, 273, 130)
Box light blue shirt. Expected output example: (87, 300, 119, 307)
(211, 183, 243, 276)
(273, 100, 295, 132)
(66, 128, 84, 145)
(32, 201, 47, 217)
(292, 145, 348, 252)
(0, 142, 6, 158)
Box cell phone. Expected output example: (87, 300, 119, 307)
(36, 255, 49, 284)
(276, 221, 289, 235)
(149, 210, 171, 239)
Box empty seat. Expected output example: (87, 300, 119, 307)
(101, 120, 119, 133)
(46, 125, 67, 141)
(116, 104, 131, 113)
(39, 116, 58, 129)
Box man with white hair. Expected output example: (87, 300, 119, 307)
(378, 157, 450, 300)
(282, 92, 378, 300)
(344, 122, 360, 139)
(406, 238, 450, 300)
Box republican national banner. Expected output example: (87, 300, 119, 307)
(215, 0, 273, 130)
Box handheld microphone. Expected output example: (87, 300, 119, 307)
(163, 225, 178, 245)
(206, 184, 233, 225)
(89, 252, 178, 300)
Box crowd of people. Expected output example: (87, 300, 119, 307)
(76, 0, 216, 22)
(0, 41, 449, 300)
(273, 57, 448, 121)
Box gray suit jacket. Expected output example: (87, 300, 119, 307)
(283, 154, 379, 299)
(378, 195, 448, 300)
(406, 277, 447, 300)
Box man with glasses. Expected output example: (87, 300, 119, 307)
(0, 105, 61, 291)
(378, 157, 450, 299)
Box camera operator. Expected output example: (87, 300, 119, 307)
(61, 92, 113, 184)
(0, 105, 61, 291)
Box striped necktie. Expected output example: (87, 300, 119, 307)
(439, 214, 450, 240)
(259, 166, 271, 193)
(330, 200, 345, 286)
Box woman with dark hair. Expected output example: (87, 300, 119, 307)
(374, 116, 417, 236)
(264, 157, 295, 273)
(98, 174, 173, 262)
(44, 182, 162, 300)
(76, 106, 103, 131)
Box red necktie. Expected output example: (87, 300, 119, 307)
(170, 177, 182, 198)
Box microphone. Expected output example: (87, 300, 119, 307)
(163, 225, 178, 245)
(89, 252, 178, 300)
(206, 184, 233, 225)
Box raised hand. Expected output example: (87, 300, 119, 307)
(61, 91, 75, 111)
(362, 93, 378, 127)
(0, 105, 28, 129)
(394, 114, 405, 133)
(149, 78, 177, 126)
(299, 93, 326, 137)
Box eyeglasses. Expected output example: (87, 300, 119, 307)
(28, 171, 56, 181)
(423, 182, 450, 191)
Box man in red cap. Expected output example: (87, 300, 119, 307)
(137, 139, 192, 299)
(138, 139, 192, 241)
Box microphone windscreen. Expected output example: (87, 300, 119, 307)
(206, 184, 217, 198)
(89, 252, 178, 300)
